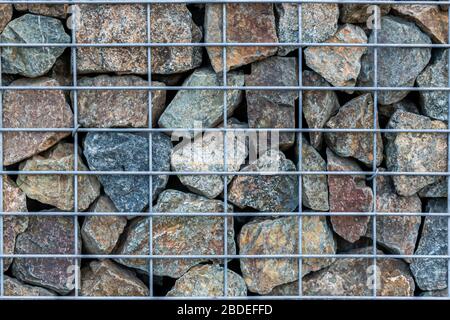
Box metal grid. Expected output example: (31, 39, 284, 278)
(0, 0, 448, 300)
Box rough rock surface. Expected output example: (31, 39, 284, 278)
(302, 70, 340, 149)
(239, 216, 336, 294)
(167, 265, 247, 297)
(299, 137, 329, 211)
(419, 178, 448, 198)
(76, 4, 202, 74)
(3, 77, 73, 166)
(358, 16, 432, 105)
(17, 143, 100, 211)
(339, 3, 391, 23)
(171, 120, 248, 199)
(385, 110, 447, 196)
(82, 196, 127, 255)
(365, 172, 422, 259)
(304, 24, 367, 88)
(270, 247, 415, 296)
(327, 149, 373, 243)
(245, 56, 298, 150)
(3, 177, 28, 271)
(228, 150, 299, 212)
(14, 3, 68, 18)
(1, 14, 70, 77)
(4, 275, 56, 297)
(77, 75, 166, 128)
(391, 5, 448, 44)
(83, 132, 172, 213)
(205, 3, 278, 72)
(325, 93, 383, 167)
(416, 50, 449, 121)
(275, 3, 339, 56)
(0, 4, 12, 32)
(115, 190, 235, 278)
(158, 67, 244, 133)
(410, 199, 448, 291)
(81, 260, 149, 297)
(12, 216, 81, 295)
(378, 99, 420, 120)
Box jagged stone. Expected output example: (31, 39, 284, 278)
(15, 3, 68, 18)
(339, 2, 391, 23)
(4, 275, 56, 297)
(0, 4, 12, 32)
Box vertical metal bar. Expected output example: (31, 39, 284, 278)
(372, 5, 379, 298)
(0, 16, 4, 297)
(447, 7, 450, 298)
(222, 2, 228, 298)
(297, 1, 303, 297)
(146, 2, 154, 297)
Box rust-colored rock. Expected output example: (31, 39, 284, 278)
(327, 149, 373, 243)
(4, 275, 56, 297)
(0, 4, 12, 32)
(81, 260, 149, 297)
(205, 3, 278, 73)
(3, 77, 73, 166)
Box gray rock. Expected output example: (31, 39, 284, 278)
(239, 216, 336, 294)
(158, 68, 244, 134)
(167, 265, 247, 297)
(302, 70, 340, 149)
(275, 3, 339, 56)
(420, 289, 448, 297)
(385, 110, 447, 196)
(416, 49, 449, 121)
(1, 14, 70, 77)
(228, 149, 299, 212)
(4, 275, 56, 297)
(419, 178, 448, 198)
(12, 216, 81, 295)
(410, 199, 448, 291)
(83, 132, 172, 213)
(245, 56, 298, 150)
(115, 190, 235, 278)
(325, 93, 383, 167)
(378, 99, 420, 119)
(358, 16, 432, 105)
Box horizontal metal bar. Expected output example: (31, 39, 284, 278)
(0, 296, 448, 300)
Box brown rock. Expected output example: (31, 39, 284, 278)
(3, 177, 28, 271)
(81, 196, 127, 255)
(3, 77, 73, 166)
(17, 143, 101, 211)
(392, 5, 448, 44)
(81, 260, 149, 297)
(76, 4, 202, 74)
(205, 3, 278, 73)
(77, 75, 166, 128)
(15, 3, 68, 18)
(4, 275, 56, 296)
(340, 3, 391, 23)
(0, 4, 12, 32)
(327, 149, 373, 243)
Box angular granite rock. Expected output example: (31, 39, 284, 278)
(302, 70, 340, 149)
(3, 177, 28, 271)
(410, 199, 448, 291)
(205, 3, 278, 72)
(4, 275, 56, 297)
(385, 110, 447, 196)
(77, 75, 166, 128)
(245, 56, 298, 150)
(83, 132, 172, 213)
(81, 196, 127, 254)
(15, 3, 68, 18)
(76, 4, 202, 74)
(115, 190, 235, 278)
(299, 137, 329, 211)
(391, 5, 448, 44)
(419, 178, 448, 198)
(275, 3, 339, 56)
(325, 93, 383, 167)
(416, 50, 449, 121)
(158, 67, 244, 133)
(3, 78, 73, 166)
(17, 143, 100, 211)
(1, 14, 70, 77)
(239, 216, 336, 294)
(270, 247, 415, 296)
(0, 4, 12, 32)
(12, 216, 81, 295)
(327, 149, 373, 243)
(81, 260, 149, 297)
(171, 119, 248, 199)
(365, 171, 422, 259)
(228, 149, 299, 212)
(339, 2, 391, 23)
(358, 16, 431, 105)
(304, 24, 367, 88)
(167, 265, 247, 297)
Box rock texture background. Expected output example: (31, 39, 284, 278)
(0, 3, 448, 298)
